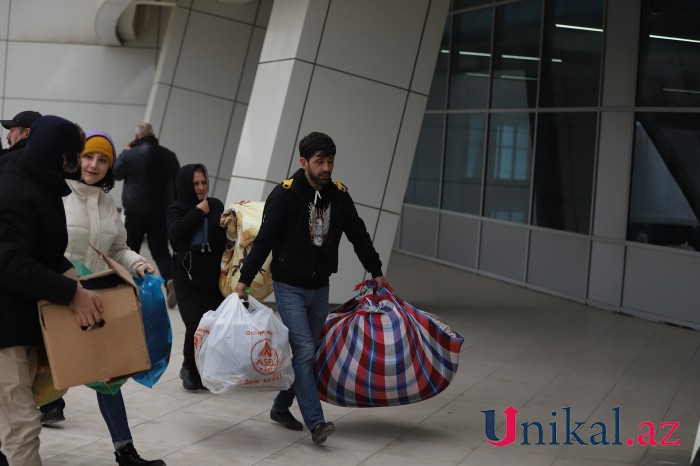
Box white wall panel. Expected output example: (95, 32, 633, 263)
(374, 211, 400, 278)
(5, 43, 154, 105)
(300, 67, 406, 209)
(318, 0, 427, 89)
(527, 230, 588, 299)
(623, 246, 700, 328)
(8, 0, 100, 43)
(0, 1, 8, 40)
(159, 87, 233, 170)
(256, 0, 274, 27)
(479, 221, 528, 282)
(438, 213, 479, 270)
(233, 60, 312, 183)
(225, 177, 277, 207)
(192, 0, 258, 23)
(588, 240, 624, 307)
(259, 0, 328, 63)
(238, 26, 266, 104)
(0, 42, 5, 105)
(219, 102, 248, 182)
(592, 111, 634, 240)
(400, 205, 438, 258)
(384, 92, 427, 213)
(154, 6, 190, 85)
(144, 82, 170, 133)
(174, 11, 252, 99)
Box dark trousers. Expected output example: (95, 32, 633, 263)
(174, 280, 224, 373)
(124, 213, 172, 281)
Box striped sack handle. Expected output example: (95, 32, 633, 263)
(314, 280, 464, 407)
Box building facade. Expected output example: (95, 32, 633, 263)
(397, 0, 700, 328)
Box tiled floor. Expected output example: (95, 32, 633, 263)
(40, 252, 700, 465)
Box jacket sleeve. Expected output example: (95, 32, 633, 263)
(341, 193, 383, 278)
(168, 202, 207, 245)
(105, 195, 148, 275)
(0, 199, 77, 305)
(112, 149, 130, 180)
(239, 187, 286, 285)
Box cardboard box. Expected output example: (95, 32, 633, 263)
(37, 248, 151, 390)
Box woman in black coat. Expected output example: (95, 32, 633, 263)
(167, 163, 226, 390)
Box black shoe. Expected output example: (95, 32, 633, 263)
(0, 450, 8, 466)
(179, 366, 202, 391)
(115, 443, 165, 465)
(40, 405, 65, 426)
(270, 410, 303, 431)
(311, 421, 335, 445)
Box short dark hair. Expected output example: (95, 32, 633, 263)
(298, 132, 336, 160)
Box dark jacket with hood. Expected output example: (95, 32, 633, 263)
(239, 168, 383, 290)
(167, 164, 225, 294)
(113, 135, 179, 216)
(0, 116, 83, 348)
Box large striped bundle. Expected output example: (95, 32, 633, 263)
(314, 281, 464, 407)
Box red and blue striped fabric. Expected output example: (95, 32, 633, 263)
(314, 281, 464, 407)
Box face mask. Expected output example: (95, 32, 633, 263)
(62, 151, 82, 180)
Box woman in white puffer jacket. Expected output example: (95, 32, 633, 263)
(39, 129, 166, 466)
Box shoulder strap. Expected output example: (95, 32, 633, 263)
(281, 178, 293, 189)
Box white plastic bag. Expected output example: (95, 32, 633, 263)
(194, 294, 294, 393)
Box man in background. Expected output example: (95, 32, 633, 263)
(114, 122, 180, 307)
(1, 111, 42, 154)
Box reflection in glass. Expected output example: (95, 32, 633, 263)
(532, 113, 597, 234)
(491, 0, 542, 108)
(637, 0, 700, 107)
(427, 18, 451, 110)
(449, 8, 492, 109)
(442, 113, 486, 214)
(483, 113, 535, 223)
(405, 114, 444, 208)
(539, 0, 604, 107)
(628, 113, 700, 250)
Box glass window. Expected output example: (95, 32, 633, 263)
(538, 0, 604, 107)
(628, 113, 700, 251)
(637, 0, 700, 107)
(427, 18, 451, 110)
(405, 114, 444, 207)
(532, 112, 597, 234)
(442, 113, 486, 214)
(490, 0, 542, 109)
(483, 113, 535, 223)
(448, 8, 493, 109)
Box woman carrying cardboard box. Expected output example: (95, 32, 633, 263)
(39, 130, 166, 466)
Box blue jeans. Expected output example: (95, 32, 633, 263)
(96, 391, 132, 449)
(271, 281, 329, 431)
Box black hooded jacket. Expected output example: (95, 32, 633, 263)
(113, 136, 179, 216)
(239, 168, 383, 290)
(167, 164, 225, 293)
(0, 116, 83, 348)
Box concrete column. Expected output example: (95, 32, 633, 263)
(227, 0, 449, 302)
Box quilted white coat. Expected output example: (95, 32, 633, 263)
(63, 179, 146, 275)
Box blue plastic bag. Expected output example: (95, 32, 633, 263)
(132, 274, 172, 388)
